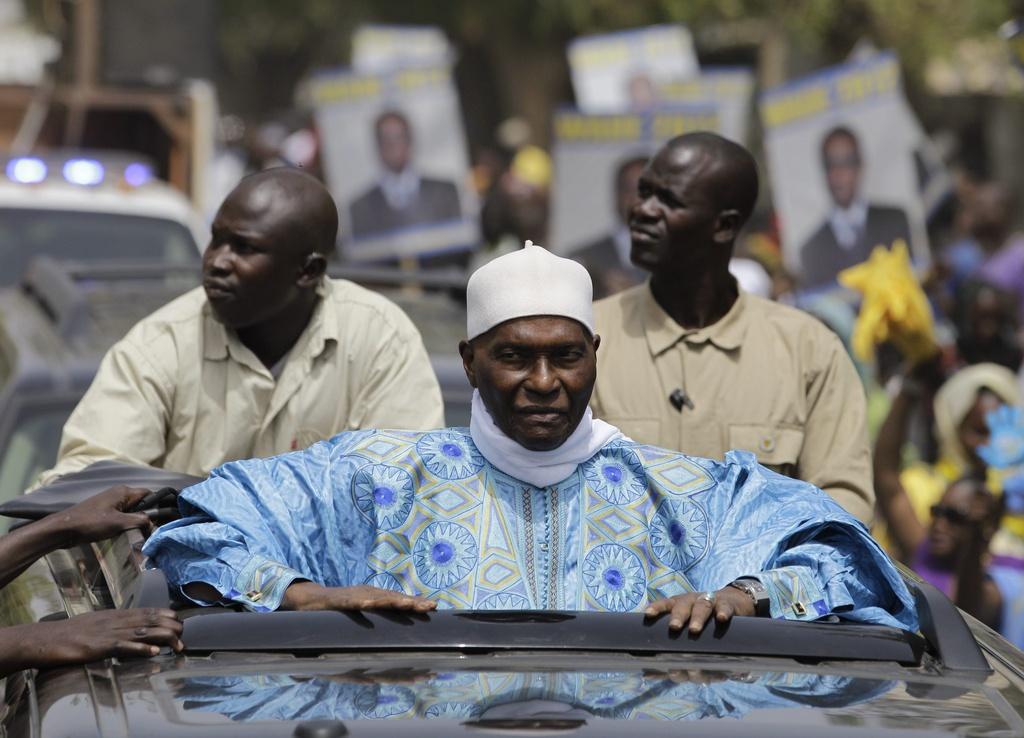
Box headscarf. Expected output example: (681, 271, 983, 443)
(934, 363, 1020, 468)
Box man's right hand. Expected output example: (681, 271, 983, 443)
(282, 582, 437, 613)
(0, 609, 183, 675)
(44, 485, 155, 547)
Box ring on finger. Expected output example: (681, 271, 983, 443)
(698, 591, 716, 606)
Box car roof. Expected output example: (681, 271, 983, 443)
(0, 178, 207, 250)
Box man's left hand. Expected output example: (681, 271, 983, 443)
(645, 587, 756, 634)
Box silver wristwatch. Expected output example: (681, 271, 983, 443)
(727, 577, 770, 617)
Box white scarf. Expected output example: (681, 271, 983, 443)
(469, 389, 624, 488)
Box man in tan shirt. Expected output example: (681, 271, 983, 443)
(38, 169, 443, 485)
(590, 133, 873, 523)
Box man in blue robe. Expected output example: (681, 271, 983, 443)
(144, 242, 917, 633)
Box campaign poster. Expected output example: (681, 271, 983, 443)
(568, 24, 699, 113)
(549, 106, 719, 298)
(759, 52, 929, 292)
(310, 65, 479, 262)
(351, 24, 453, 73)
(658, 67, 755, 144)
(845, 44, 953, 218)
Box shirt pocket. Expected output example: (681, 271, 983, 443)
(601, 417, 662, 446)
(728, 423, 804, 477)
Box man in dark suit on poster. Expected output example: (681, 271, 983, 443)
(799, 125, 911, 290)
(349, 109, 462, 239)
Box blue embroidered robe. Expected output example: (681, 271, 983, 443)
(143, 428, 917, 630)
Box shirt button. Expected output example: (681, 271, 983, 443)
(758, 437, 776, 453)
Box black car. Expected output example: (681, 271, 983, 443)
(1, 464, 1023, 737)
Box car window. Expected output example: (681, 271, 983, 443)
(0, 401, 74, 529)
(0, 209, 199, 287)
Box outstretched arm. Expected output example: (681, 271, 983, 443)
(144, 438, 394, 612)
(873, 365, 937, 562)
(0, 609, 182, 677)
(0, 485, 152, 589)
(951, 494, 1003, 628)
(280, 582, 435, 613)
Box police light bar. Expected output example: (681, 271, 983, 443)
(5, 157, 47, 184)
(123, 162, 154, 187)
(62, 158, 105, 186)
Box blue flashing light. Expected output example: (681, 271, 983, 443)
(123, 162, 154, 187)
(6, 157, 48, 184)
(62, 158, 105, 186)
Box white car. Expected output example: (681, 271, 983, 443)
(0, 153, 206, 285)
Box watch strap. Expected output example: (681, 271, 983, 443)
(727, 577, 770, 617)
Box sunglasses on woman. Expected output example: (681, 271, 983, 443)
(930, 504, 970, 525)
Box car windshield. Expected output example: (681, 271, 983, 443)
(0, 208, 199, 286)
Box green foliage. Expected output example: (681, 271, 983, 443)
(214, 0, 1019, 117)
(218, 0, 1018, 73)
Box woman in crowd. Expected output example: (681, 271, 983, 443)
(875, 361, 1019, 527)
(875, 361, 1023, 644)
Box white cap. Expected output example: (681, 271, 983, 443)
(466, 241, 595, 339)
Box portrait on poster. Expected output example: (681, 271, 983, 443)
(550, 106, 719, 298)
(310, 65, 478, 262)
(760, 53, 928, 292)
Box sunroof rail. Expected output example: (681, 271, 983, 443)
(180, 609, 926, 664)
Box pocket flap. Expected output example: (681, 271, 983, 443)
(728, 423, 804, 467)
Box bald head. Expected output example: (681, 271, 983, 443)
(228, 168, 339, 258)
(203, 168, 337, 333)
(659, 132, 759, 227)
(630, 132, 758, 278)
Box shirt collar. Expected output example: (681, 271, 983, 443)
(828, 198, 869, 249)
(642, 282, 749, 356)
(380, 168, 421, 210)
(202, 278, 337, 370)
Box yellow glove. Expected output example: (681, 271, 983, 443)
(838, 240, 938, 363)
